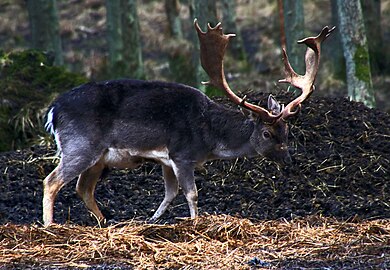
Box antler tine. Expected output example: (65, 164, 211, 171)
(279, 26, 336, 118)
(194, 19, 280, 124)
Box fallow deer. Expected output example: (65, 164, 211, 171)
(42, 20, 334, 226)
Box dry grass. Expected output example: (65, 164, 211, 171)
(1, 214, 389, 269)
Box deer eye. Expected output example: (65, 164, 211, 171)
(262, 130, 272, 140)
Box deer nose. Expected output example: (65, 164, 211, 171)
(284, 155, 292, 165)
(280, 144, 292, 164)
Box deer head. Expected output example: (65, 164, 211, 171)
(194, 19, 334, 164)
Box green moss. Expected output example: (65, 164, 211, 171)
(353, 45, 371, 84)
(0, 50, 87, 151)
(205, 85, 225, 98)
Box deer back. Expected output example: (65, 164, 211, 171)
(46, 79, 259, 165)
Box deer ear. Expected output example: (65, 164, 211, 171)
(268, 95, 282, 115)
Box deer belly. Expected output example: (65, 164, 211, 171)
(102, 147, 171, 169)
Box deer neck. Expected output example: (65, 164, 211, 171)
(208, 105, 257, 159)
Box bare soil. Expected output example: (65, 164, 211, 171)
(0, 92, 389, 269)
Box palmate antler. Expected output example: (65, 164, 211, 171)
(194, 19, 277, 123)
(194, 19, 335, 123)
(278, 26, 335, 118)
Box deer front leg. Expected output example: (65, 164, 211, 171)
(76, 161, 105, 223)
(150, 165, 179, 222)
(172, 161, 198, 219)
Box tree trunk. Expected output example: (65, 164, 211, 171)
(165, 0, 183, 39)
(106, 0, 144, 79)
(361, 0, 383, 75)
(26, 0, 63, 66)
(282, 0, 305, 75)
(188, 0, 207, 91)
(106, 0, 123, 76)
(222, 0, 247, 62)
(164, 0, 197, 85)
(121, 0, 144, 79)
(329, 0, 345, 80)
(206, 0, 218, 26)
(337, 0, 375, 108)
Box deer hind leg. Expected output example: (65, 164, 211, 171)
(76, 161, 105, 223)
(43, 148, 103, 226)
(43, 165, 65, 226)
(149, 165, 179, 222)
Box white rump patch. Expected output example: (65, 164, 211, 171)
(45, 107, 55, 135)
(45, 107, 62, 152)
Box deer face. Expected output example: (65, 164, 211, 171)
(252, 120, 291, 165)
(249, 95, 292, 165)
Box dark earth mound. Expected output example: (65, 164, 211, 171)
(0, 92, 389, 226)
